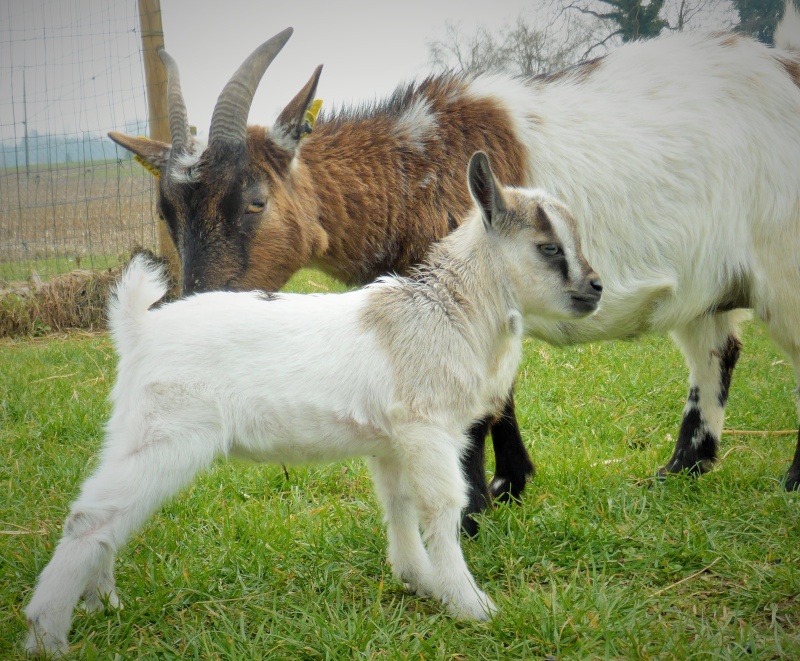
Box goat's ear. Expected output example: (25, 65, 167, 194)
(108, 132, 171, 176)
(467, 151, 506, 230)
(270, 65, 323, 153)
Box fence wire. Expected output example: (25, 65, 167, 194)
(0, 0, 158, 284)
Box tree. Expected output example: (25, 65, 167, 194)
(731, 0, 785, 42)
(427, 2, 604, 76)
(566, 0, 669, 42)
(428, 0, 737, 77)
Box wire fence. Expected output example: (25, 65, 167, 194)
(0, 0, 158, 286)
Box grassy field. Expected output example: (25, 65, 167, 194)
(0, 159, 156, 282)
(2, 313, 799, 659)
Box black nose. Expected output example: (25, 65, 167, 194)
(590, 277, 603, 294)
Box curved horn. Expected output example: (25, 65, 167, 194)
(209, 27, 294, 147)
(158, 48, 192, 156)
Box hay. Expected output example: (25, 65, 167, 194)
(0, 249, 175, 338)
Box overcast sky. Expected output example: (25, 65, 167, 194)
(158, 0, 545, 135)
(1, 0, 737, 143)
(0, 0, 543, 141)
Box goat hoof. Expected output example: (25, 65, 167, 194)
(488, 476, 512, 502)
(489, 464, 534, 503)
(81, 584, 122, 614)
(25, 626, 70, 658)
(448, 592, 497, 621)
(783, 471, 800, 492)
(81, 591, 122, 614)
(661, 458, 714, 478)
(402, 580, 432, 598)
(489, 475, 529, 503)
(460, 513, 480, 538)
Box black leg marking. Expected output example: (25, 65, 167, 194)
(661, 335, 741, 478)
(663, 386, 716, 476)
(460, 415, 492, 538)
(717, 335, 740, 407)
(784, 429, 800, 491)
(489, 393, 535, 502)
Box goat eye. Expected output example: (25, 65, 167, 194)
(539, 243, 561, 256)
(246, 201, 266, 214)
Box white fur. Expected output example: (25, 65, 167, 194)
(467, 7, 800, 471)
(392, 98, 437, 153)
(776, 0, 800, 50)
(23, 171, 599, 656)
(168, 139, 206, 185)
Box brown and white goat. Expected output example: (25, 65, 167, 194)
(110, 5, 800, 532)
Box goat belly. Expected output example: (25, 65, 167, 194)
(228, 403, 392, 465)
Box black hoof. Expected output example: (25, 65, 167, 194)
(489, 476, 511, 502)
(489, 476, 523, 504)
(662, 457, 714, 478)
(489, 463, 534, 503)
(461, 512, 480, 538)
(783, 471, 800, 492)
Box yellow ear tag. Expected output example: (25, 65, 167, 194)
(132, 137, 161, 178)
(134, 154, 162, 179)
(301, 99, 323, 139)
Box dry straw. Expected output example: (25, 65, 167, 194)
(0, 249, 173, 338)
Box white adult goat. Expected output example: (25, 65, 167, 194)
(515, 13, 800, 485)
(23, 152, 601, 656)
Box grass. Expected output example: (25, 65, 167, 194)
(0, 255, 126, 283)
(0, 159, 157, 282)
(2, 317, 799, 659)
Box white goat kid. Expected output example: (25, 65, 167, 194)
(24, 152, 601, 656)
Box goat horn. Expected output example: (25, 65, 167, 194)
(209, 27, 294, 147)
(158, 48, 192, 156)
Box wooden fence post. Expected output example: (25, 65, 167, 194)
(137, 0, 181, 293)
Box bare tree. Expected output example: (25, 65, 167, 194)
(731, 0, 790, 43)
(428, 0, 736, 77)
(663, 0, 737, 31)
(560, 0, 737, 57)
(427, 1, 605, 76)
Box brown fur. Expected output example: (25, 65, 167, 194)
(775, 53, 800, 89)
(121, 74, 528, 294)
(717, 33, 746, 48)
(535, 56, 604, 86)
(278, 78, 528, 288)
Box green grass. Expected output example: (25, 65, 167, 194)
(281, 269, 351, 295)
(0, 255, 126, 282)
(2, 319, 799, 659)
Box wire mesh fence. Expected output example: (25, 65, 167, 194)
(0, 0, 158, 286)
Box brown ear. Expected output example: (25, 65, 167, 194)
(269, 65, 323, 152)
(108, 131, 171, 174)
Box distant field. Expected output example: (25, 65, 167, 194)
(0, 159, 158, 282)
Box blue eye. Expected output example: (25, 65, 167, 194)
(539, 243, 561, 256)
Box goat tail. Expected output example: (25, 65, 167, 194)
(108, 253, 169, 349)
(776, 0, 800, 51)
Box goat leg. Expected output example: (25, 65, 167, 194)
(489, 392, 534, 502)
(785, 428, 800, 491)
(460, 415, 492, 537)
